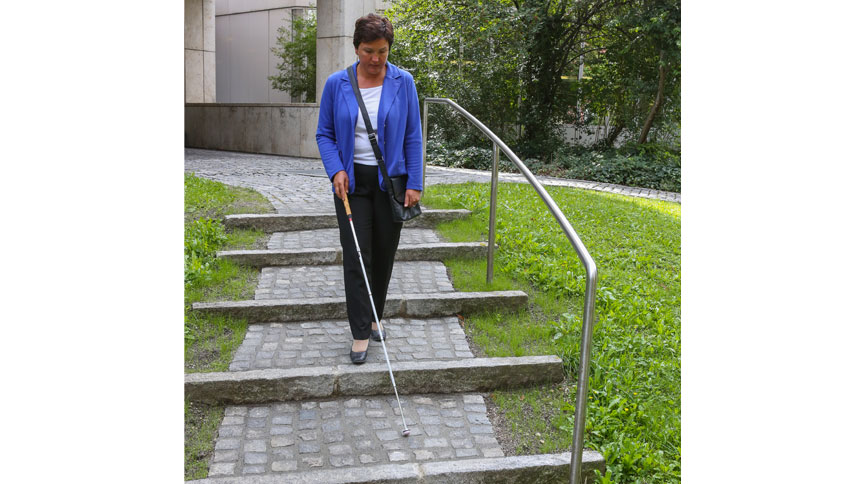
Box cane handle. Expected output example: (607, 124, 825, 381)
(343, 195, 352, 216)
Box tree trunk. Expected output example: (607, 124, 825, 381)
(605, 121, 625, 147)
(638, 50, 666, 144)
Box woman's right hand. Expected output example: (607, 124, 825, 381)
(333, 170, 349, 201)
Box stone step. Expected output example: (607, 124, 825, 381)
(187, 392, 604, 483)
(185, 356, 563, 404)
(223, 209, 472, 232)
(218, 242, 490, 267)
(228, 317, 474, 372)
(267, 228, 443, 250)
(191, 291, 528, 323)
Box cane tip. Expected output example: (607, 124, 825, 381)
(402, 429, 411, 437)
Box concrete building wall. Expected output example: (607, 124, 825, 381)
(215, 0, 389, 103)
(185, 0, 217, 103)
(186, 104, 320, 158)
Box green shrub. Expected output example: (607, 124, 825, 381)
(558, 144, 681, 192)
(425, 139, 540, 173)
(426, 138, 681, 192)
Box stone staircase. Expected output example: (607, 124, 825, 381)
(186, 209, 605, 483)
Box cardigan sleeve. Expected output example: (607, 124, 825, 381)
(402, 72, 424, 191)
(316, 75, 344, 181)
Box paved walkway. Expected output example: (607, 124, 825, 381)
(185, 148, 681, 212)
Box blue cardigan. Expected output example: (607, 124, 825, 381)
(316, 62, 423, 194)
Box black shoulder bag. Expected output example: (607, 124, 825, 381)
(346, 66, 422, 223)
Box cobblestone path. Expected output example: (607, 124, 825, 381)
(186, 148, 513, 479)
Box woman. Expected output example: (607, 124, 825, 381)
(316, 13, 423, 364)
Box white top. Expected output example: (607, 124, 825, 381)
(353, 85, 383, 166)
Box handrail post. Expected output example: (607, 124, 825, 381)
(422, 100, 429, 190)
(487, 142, 499, 284)
(570, 265, 597, 484)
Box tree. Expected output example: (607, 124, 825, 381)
(388, 0, 526, 148)
(513, 0, 620, 159)
(390, 0, 623, 160)
(380, 0, 680, 157)
(269, 11, 317, 102)
(633, 0, 680, 143)
(579, 0, 680, 146)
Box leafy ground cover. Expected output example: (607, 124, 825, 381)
(184, 173, 274, 480)
(423, 182, 681, 484)
(184, 173, 273, 371)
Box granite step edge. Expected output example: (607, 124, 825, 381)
(185, 356, 563, 404)
(217, 242, 491, 266)
(191, 291, 529, 323)
(224, 210, 472, 231)
(188, 452, 605, 484)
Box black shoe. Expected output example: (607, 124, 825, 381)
(350, 350, 368, 364)
(371, 329, 386, 342)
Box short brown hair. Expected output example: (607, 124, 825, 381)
(353, 13, 394, 48)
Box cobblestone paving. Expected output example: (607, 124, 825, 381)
(185, 148, 680, 206)
(229, 317, 472, 371)
(185, 149, 333, 213)
(208, 393, 502, 477)
(255, 262, 453, 300)
(267, 228, 442, 251)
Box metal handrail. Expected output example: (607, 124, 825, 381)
(422, 98, 598, 484)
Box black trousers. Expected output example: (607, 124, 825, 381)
(333, 163, 403, 340)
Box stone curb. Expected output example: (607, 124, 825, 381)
(185, 356, 563, 404)
(217, 242, 490, 267)
(187, 452, 605, 484)
(191, 291, 528, 323)
(224, 210, 472, 232)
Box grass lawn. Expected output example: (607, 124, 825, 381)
(423, 182, 681, 484)
(185, 400, 224, 480)
(184, 173, 274, 480)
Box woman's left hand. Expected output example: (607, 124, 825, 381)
(404, 189, 421, 208)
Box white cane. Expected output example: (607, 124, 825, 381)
(343, 195, 411, 437)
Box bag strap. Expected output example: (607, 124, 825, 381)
(346, 65, 400, 201)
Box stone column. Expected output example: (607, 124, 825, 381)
(185, 0, 216, 103)
(315, 0, 378, 103)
